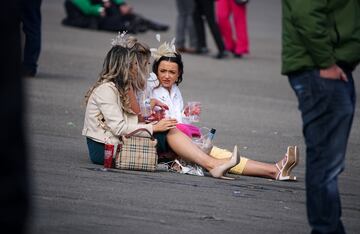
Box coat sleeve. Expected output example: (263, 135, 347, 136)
(93, 84, 153, 138)
(72, 0, 102, 16)
(113, 0, 126, 5)
(290, 0, 336, 68)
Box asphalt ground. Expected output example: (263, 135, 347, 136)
(26, 0, 360, 233)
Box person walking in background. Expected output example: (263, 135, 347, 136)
(175, 0, 197, 53)
(282, 0, 360, 233)
(193, 0, 226, 59)
(2, 1, 30, 233)
(216, 0, 249, 58)
(21, 0, 42, 77)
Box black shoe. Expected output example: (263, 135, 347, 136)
(146, 21, 169, 31)
(196, 47, 209, 54)
(136, 23, 148, 33)
(214, 51, 229, 59)
(233, 53, 243, 58)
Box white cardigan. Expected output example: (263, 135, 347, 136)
(82, 82, 153, 145)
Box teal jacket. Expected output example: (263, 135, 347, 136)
(281, 0, 360, 74)
(71, 0, 125, 16)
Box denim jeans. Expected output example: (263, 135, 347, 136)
(289, 69, 356, 234)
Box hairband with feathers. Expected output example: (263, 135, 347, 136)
(150, 34, 177, 61)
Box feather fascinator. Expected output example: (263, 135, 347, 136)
(150, 34, 177, 61)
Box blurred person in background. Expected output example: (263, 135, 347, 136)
(193, 0, 226, 59)
(175, 0, 197, 53)
(2, 1, 30, 233)
(216, 0, 249, 58)
(21, 0, 42, 77)
(62, 0, 169, 33)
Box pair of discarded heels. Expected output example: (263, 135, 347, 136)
(209, 145, 240, 180)
(275, 146, 299, 181)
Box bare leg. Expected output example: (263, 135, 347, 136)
(166, 128, 225, 170)
(166, 128, 239, 179)
(241, 159, 277, 179)
(209, 146, 298, 180)
(240, 146, 299, 180)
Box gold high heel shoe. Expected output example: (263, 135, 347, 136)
(209, 145, 240, 180)
(276, 146, 299, 181)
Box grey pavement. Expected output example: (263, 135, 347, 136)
(27, 0, 360, 233)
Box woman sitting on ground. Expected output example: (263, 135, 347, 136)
(148, 41, 299, 181)
(82, 35, 240, 179)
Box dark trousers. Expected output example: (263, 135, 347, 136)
(289, 68, 355, 234)
(63, 0, 134, 32)
(63, 0, 99, 29)
(21, 0, 42, 73)
(193, 0, 225, 52)
(86, 138, 105, 165)
(2, 1, 29, 233)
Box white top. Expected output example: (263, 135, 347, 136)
(136, 72, 159, 116)
(151, 85, 185, 123)
(146, 72, 159, 97)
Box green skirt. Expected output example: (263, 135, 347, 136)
(154, 131, 170, 153)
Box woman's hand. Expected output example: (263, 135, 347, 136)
(150, 98, 169, 111)
(147, 99, 169, 122)
(153, 118, 178, 132)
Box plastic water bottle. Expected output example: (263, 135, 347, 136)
(141, 99, 152, 122)
(202, 128, 216, 154)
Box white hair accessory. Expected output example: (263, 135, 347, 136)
(150, 34, 177, 61)
(111, 31, 127, 47)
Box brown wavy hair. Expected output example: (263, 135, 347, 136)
(84, 37, 151, 114)
(126, 36, 151, 93)
(84, 45, 134, 113)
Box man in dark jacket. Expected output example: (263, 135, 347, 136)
(282, 0, 360, 233)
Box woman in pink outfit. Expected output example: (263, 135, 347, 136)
(216, 0, 249, 57)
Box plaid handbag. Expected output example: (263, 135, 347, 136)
(115, 128, 158, 171)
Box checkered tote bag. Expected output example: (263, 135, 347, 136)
(115, 128, 158, 171)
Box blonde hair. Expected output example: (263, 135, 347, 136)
(84, 45, 134, 113)
(126, 36, 151, 93)
(84, 37, 151, 114)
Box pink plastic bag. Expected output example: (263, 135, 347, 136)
(176, 123, 201, 138)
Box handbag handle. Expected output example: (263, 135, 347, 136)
(124, 128, 155, 141)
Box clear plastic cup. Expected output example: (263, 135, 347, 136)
(186, 101, 201, 122)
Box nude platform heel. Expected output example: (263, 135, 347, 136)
(210, 145, 240, 180)
(276, 146, 299, 181)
